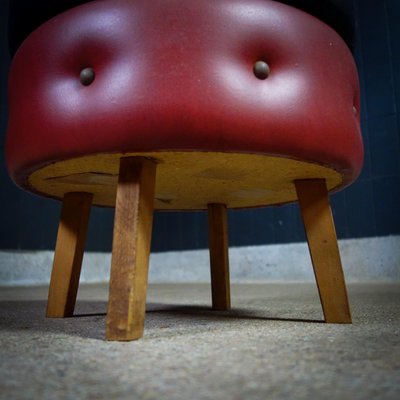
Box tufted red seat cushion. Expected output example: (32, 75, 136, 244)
(6, 0, 363, 209)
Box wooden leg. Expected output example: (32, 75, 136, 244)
(106, 157, 156, 341)
(47, 192, 93, 317)
(295, 179, 352, 323)
(207, 203, 231, 311)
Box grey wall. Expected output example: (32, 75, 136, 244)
(0, 0, 399, 253)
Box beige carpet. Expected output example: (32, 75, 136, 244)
(0, 283, 399, 400)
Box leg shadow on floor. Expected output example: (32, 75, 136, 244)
(0, 300, 325, 341)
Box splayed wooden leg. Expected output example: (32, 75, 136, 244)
(208, 203, 231, 311)
(295, 179, 351, 323)
(106, 157, 156, 341)
(47, 192, 92, 318)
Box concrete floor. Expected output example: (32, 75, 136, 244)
(0, 283, 399, 400)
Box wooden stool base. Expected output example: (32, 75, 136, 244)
(46, 172, 351, 340)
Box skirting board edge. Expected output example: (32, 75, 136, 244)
(1, 236, 399, 286)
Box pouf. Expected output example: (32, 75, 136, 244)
(6, 0, 363, 340)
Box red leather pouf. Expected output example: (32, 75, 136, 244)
(6, 0, 363, 340)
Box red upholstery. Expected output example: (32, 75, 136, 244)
(6, 0, 363, 190)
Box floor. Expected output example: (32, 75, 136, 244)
(0, 283, 399, 400)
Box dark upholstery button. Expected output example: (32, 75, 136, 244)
(253, 61, 270, 80)
(80, 67, 95, 86)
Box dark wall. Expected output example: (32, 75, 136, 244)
(0, 0, 399, 252)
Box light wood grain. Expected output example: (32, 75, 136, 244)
(30, 151, 342, 209)
(46, 192, 92, 317)
(106, 157, 156, 341)
(295, 179, 352, 323)
(208, 203, 231, 310)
